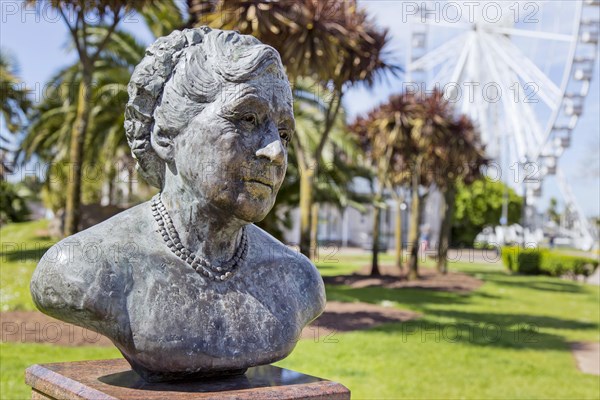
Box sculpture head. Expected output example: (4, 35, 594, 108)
(125, 27, 294, 222)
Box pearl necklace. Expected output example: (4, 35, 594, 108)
(150, 194, 248, 281)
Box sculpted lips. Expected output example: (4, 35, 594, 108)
(244, 177, 274, 190)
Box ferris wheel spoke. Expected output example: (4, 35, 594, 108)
(479, 37, 529, 162)
(506, 68, 546, 157)
(461, 36, 487, 137)
(484, 33, 561, 109)
(488, 34, 561, 105)
(408, 33, 469, 72)
(484, 26, 573, 42)
(449, 33, 474, 85)
(497, 34, 563, 101)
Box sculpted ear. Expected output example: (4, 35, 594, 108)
(151, 128, 175, 163)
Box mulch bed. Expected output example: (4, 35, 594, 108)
(1, 300, 419, 347)
(300, 301, 418, 341)
(0, 311, 113, 347)
(323, 265, 483, 293)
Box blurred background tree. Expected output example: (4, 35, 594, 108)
(1, 50, 31, 179)
(434, 115, 488, 274)
(452, 178, 523, 246)
(547, 197, 561, 225)
(352, 91, 487, 278)
(1, 50, 32, 223)
(23, 0, 157, 235)
(351, 94, 419, 276)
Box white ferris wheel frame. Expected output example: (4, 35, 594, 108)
(405, 0, 599, 248)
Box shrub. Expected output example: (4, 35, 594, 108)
(0, 181, 30, 223)
(515, 247, 541, 275)
(501, 246, 599, 277)
(501, 246, 516, 272)
(540, 252, 599, 278)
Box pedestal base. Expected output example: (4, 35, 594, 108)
(25, 359, 350, 399)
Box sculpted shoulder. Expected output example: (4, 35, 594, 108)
(30, 204, 149, 336)
(247, 224, 326, 323)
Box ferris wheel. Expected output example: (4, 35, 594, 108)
(406, 0, 599, 249)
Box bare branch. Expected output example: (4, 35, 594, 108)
(57, 6, 85, 62)
(80, 8, 89, 55)
(314, 90, 342, 164)
(90, 7, 123, 63)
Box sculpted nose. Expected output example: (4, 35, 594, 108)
(255, 140, 285, 166)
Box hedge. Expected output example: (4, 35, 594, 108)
(501, 246, 599, 277)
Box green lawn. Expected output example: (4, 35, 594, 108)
(1, 221, 599, 399)
(1, 220, 54, 311)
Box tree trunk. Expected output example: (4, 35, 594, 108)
(437, 186, 456, 274)
(64, 70, 92, 236)
(310, 202, 319, 261)
(106, 162, 116, 206)
(127, 160, 134, 205)
(370, 192, 383, 276)
(395, 196, 403, 273)
(299, 91, 342, 259)
(407, 188, 422, 280)
(299, 167, 314, 258)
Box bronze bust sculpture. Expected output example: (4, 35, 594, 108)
(30, 27, 326, 382)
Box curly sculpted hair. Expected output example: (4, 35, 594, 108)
(124, 27, 287, 188)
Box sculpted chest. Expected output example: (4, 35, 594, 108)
(111, 251, 311, 380)
(127, 261, 302, 346)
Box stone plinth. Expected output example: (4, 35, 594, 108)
(25, 359, 350, 399)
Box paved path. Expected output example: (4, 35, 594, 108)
(585, 267, 600, 285)
(571, 342, 600, 375)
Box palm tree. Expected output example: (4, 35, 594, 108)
(20, 27, 148, 213)
(357, 91, 480, 279)
(189, 0, 398, 257)
(397, 92, 486, 279)
(435, 116, 487, 274)
(25, 0, 155, 235)
(21, 1, 185, 218)
(293, 78, 369, 256)
(0, 51, 31, 178)
(351, 94, 422, 276)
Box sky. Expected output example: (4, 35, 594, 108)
(1, 0, 599, 217)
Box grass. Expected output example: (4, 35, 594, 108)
(0, 220, 54, 311)
(0, 343, 121, 399)
(1, 222, 599, 399)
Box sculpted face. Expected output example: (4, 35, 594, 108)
(170, 71, 294, 222)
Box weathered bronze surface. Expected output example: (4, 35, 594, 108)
(30, 27, 326, 382)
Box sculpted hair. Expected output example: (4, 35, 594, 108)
(125, 27, 286, 188)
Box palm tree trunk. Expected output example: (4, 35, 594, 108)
(407, 156, 424, 280)
(395, 196, 403, 273)
(299, 91, 342, 259)
(299, 167, 314, 257)
(437, 186, 456, 274)
(127, 161, 134, 205)
(105, 162, 116, 206)
(370, 190, 384, 276)
(407, 187, 422, 280)
(310, 202, 319, 260)
(64, 70, 92, 236)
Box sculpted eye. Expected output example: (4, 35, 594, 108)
(241, 113, 258, 126)
(279, 129, 291, 145)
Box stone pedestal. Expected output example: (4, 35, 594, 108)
(25, 359, 350, 399)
